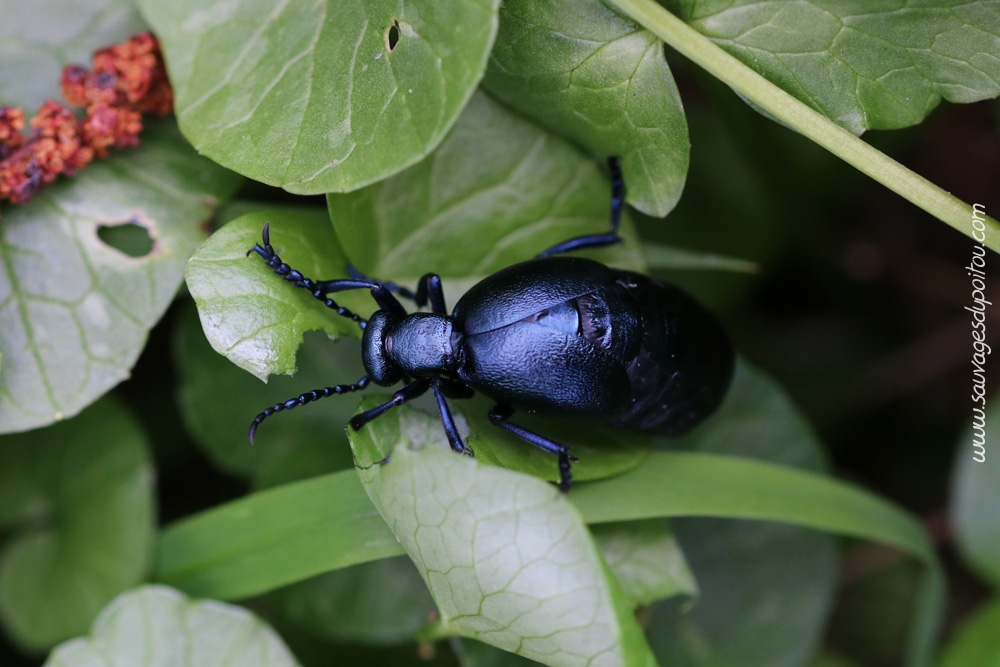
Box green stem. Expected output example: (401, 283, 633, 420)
(608, 0, 1000, 254)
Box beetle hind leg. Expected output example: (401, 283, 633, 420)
(488, 403, 577, 492)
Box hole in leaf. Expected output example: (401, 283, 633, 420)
(387, 20, 400, 51)
(97, 221, 155, 258)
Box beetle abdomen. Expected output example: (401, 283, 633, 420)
(607, 271, 734, 434)
(459, 321, 632, 416)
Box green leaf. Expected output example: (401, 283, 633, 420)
(43, 585, 300, 667)
(269, 556, 435, 644)
(644, 364, 837, 667)
(938, 595, 1000, 667)
(591, 520, 697, 607)
(0, 397, 154, 653)
(0, 0, 146, 109)
(328, 90, 645, 280)
(483, 0, 689, 217)
(185, 209, 360, 381)
(641, 242, 759, 274)
(950, 396, 999, 585)
(669, 363, 827, 469)
(647, 520, 836, 666)
(155, 470, 403, 600)
(668, 0, 1000, 134)
(351, 399, 657, 667)
(0, 119, 242, 434)
(139, 0, 501, 194)
(570, 453, 944, 667)
(152, 441, 942, 666)
(173, 300, 359, 487)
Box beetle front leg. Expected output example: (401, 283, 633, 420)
(344, 268, 447, 315)
(348, 379, 430, 431)
(488, 403, 578, 492)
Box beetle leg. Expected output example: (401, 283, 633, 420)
(249, 376, 371, 443)
(535, 156, 625, 259)
(431, 378, 471, 455)
(488, 403, 576, 492)
(343, 267, 447, 316)
(347, 264, 419, 302)
(413, 274, 448, 314)
(348, 379, 430, 430)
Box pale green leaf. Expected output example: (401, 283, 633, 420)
(352, 400, 656, 667)
(0, 120, 242, 433)
(44, 585, 300, 667)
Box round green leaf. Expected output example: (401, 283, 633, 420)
(0, 120, 242, 434)
(0, 397, 154, 653)
(44, 585, 300, 667)
(139, 0, 501, 194)
(0, 0, 146, 109)
(328, 90, 645, 280)
(671, 0, 1000, 133)
(351, 400, 656, 667)
(483, 0, 689, 217)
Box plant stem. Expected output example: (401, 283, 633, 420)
(608, 0, 1000, 255)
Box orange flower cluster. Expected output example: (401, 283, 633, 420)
(0, 32, 173, 209)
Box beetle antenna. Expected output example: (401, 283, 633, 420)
(249, 223, 368, 331)
(249, 376, 370, 443)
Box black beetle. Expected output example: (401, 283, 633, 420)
(248, 158, 734, 490)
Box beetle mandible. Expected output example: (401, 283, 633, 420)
(248, 157, 734, 491)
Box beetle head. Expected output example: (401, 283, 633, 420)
(362, 311, 457, 385)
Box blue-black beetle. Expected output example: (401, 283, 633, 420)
(248, 158, 734, 490)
